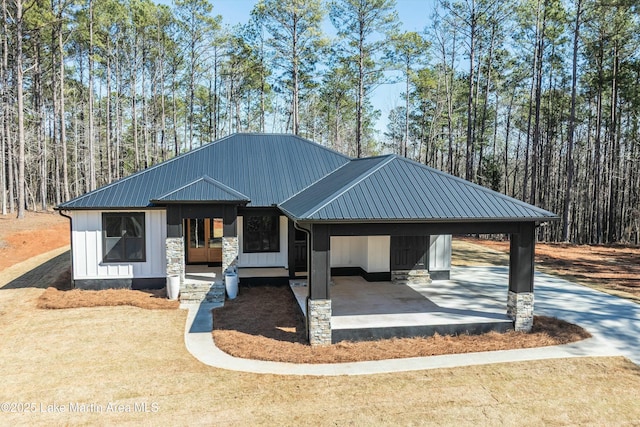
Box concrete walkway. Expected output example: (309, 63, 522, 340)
(183, 266, 640, 376)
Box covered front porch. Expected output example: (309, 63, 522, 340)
(291, 273, 513, 344)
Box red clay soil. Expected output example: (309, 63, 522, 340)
(0, 211, 70, 270)
(463, 238, 640, 298)
(212, 286, 591, 364)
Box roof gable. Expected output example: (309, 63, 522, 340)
(152, 175, 250, 203)
(279, 155, 558, 222)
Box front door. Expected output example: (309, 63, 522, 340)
(186, 218, 223, 264)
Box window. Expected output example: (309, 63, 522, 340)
(243, 214, 279, 253)
(103, 213, 146, 262)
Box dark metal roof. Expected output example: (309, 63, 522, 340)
(151, 175, 249, 203)
(279, 155, 558, 222)
(57, 134, 350, 209)
(58, 133, 557, 223)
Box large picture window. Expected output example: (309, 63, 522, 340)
(102, 213, 146, 262)
(243, 215, 279, 253)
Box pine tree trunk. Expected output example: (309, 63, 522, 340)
(88, 0, 96, 191)
(562, 0, 581, 242)
(58, 3, 70, 201)
(16, 0, 26, 218)
(0, 0, 8, 215)
(465, 1, 476, 181)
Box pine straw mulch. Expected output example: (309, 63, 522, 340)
(212, 286, 592, 364)
(36, 269, 179, 310)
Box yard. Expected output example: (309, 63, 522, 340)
(1, 213, 640, 424)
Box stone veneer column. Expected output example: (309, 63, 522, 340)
(222, 236, 238, 273)
(166, 237, 185, 285)
(507, 291, 534, 331)
(391, 269, 432, 286)
(308, 299, 332, 346)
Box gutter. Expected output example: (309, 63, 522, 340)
(57, 210, 75, 289)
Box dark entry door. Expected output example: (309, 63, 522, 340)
(391, 236, 428, 270)
(294, 228, 308, 272)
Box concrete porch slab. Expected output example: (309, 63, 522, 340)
(290, 275, 513, 343)
(185, 265, 221, 285)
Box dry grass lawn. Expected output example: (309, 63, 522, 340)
(1, 286, 640, 425)
(213, 286, 591, 364)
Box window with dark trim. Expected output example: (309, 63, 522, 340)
(102, 213, 146, 262)
(243, 215, 279, 253)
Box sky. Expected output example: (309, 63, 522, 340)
(184, 0, 439, 134)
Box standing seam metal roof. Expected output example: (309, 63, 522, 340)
(57, 133, 557, 223)
(278, 154, 558, 222)
(57, 134, 350, 209)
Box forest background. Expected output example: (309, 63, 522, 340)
(2, 0, 639, 245)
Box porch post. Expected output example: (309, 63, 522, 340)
(507, 222, 536, 331)
(222, 205, 238, 273)
(307, 223, 331, 346)
(166, 205, 185, 287)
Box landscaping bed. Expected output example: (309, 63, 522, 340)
(212, 286, 591, 364)
(37, 286, 179, 310)
(36, 269, 179, 310)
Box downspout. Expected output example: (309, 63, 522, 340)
(57, 209, 75, 289)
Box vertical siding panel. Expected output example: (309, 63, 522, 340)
(72, 212, 87, 278)
(366, 236, 390, 272)
(86, 211, 100, 277)
(73, 210, 166, 280)
(429, 235, 452, 271)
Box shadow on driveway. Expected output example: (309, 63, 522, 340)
(1, 251, 71, 290)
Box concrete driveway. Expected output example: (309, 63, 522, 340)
(451, 266, 640, 365)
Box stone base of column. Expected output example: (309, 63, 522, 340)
(308, 299, 332, 346)
(222, 236, 238, 273)
(391, 269, 432, 286)
(166, 237, 185, 290)
(507, 290, 534, 332)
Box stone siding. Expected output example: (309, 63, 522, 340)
(222, 236, 238, 273)
(507, 291, 534, 332)
(308, 299, 332, 346)
(391, 269, 432, 286)
(166, 237, 185, 288)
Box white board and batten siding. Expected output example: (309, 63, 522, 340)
(237, 216, 289, 268)
(69, 210, 167, 280)
(429, 235, 452, 271)
(331, 236, 390, 272)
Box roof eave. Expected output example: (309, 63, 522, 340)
(55, 205, 165, 211)
(288, 216, 560, 224)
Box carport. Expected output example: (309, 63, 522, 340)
(278, 155, 557, 346)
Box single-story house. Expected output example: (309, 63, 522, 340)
(57, 133, 558, 345)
